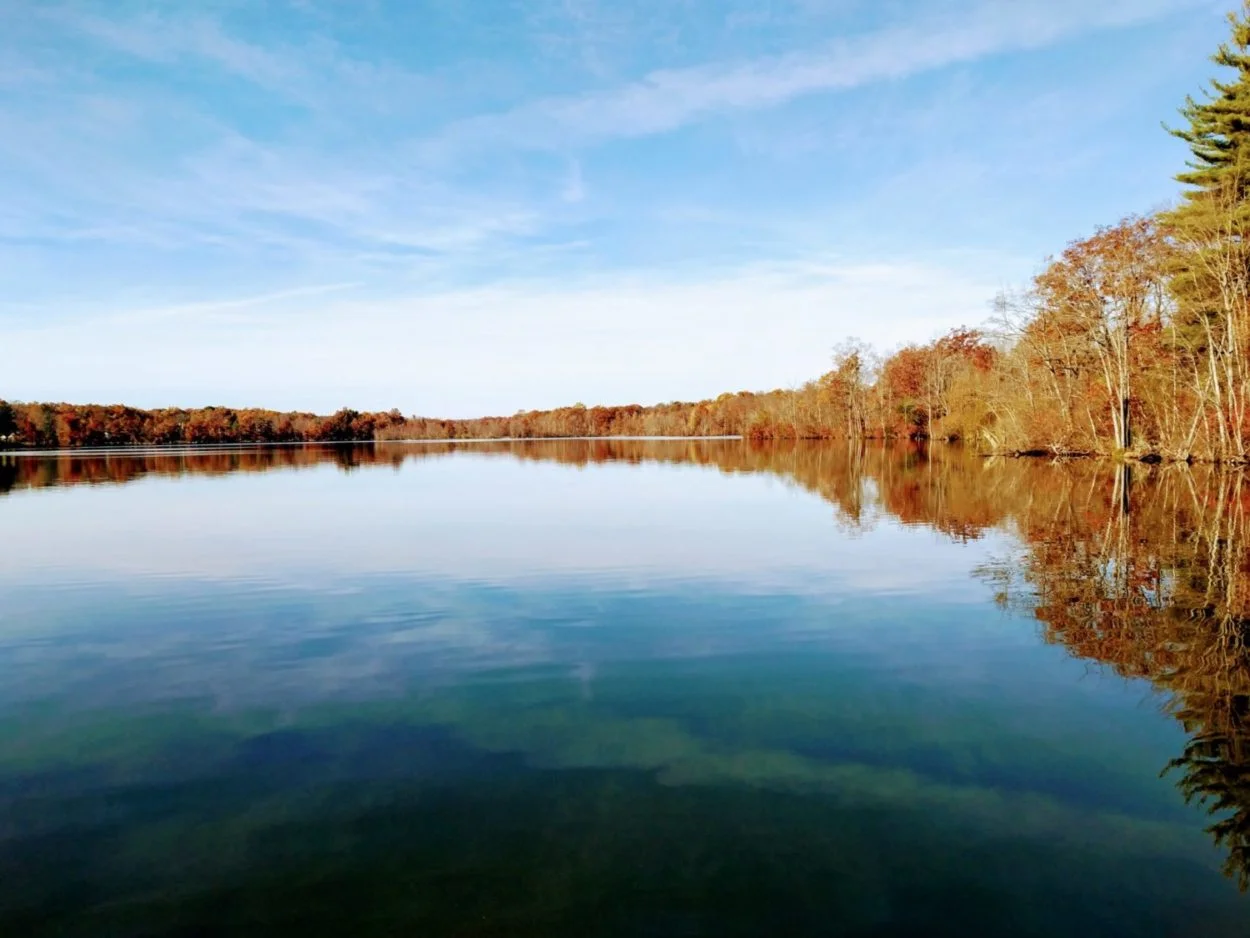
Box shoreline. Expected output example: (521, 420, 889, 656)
(0, 436, 1237, 465)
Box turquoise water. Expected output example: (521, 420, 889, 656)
(0, 443, 1244, 936)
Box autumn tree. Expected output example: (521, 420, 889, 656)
(823, 339, 875, 439)
(1033, 217, 1171, 452)
(924, 327, 996, 441)
(1164, 0, 1250, 459)
(878, 345, 929, 436)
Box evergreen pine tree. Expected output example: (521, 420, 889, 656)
(1166, 2, 1250, 264)
(1168, 2, 1250, 226)
(1162, 1, 1250, 458)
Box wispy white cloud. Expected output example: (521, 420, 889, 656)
(37, 5, 437, 112)
(105, 281, 363, 326)
(0, 0, 1208, 266)
(435, 0, 1207, 151)
(0, 93, 541, 264)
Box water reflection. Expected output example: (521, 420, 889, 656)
(2, 440, 1249, 931)
(8, 441, 1245, 888)
(973, 462, 1250, 891)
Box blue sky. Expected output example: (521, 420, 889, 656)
(0, 0, 1231, 415)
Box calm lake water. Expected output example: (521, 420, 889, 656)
(1, 440, 1247, 937)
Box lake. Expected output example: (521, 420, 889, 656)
(0, 440, 1246, 937)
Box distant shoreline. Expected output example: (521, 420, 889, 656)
(0, 438, 1206, 467)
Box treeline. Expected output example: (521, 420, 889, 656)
(373, 327, 997, 445)
(0, 401, 407, 448)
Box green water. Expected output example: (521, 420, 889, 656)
(0, 441, 1245, 936)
